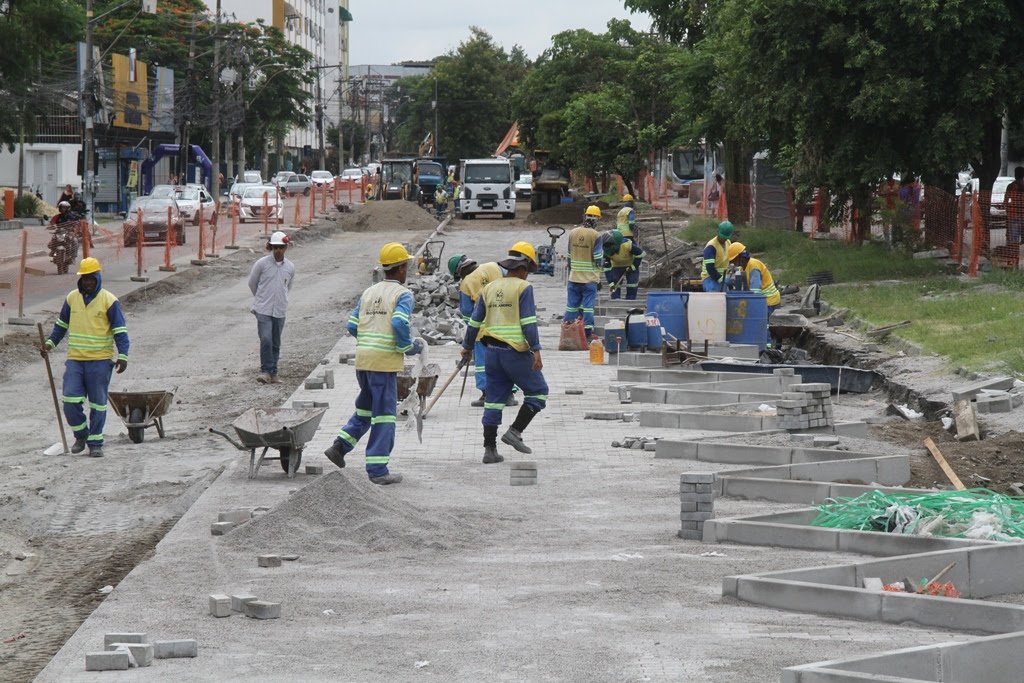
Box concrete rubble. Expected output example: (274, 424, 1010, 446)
(407, 273, 466, 346)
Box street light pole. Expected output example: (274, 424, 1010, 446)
(211, 0, 221, 198)
(433, 76, 439, 157)
(83, 0, 96, 227)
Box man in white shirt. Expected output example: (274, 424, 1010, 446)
(248, 231, 295, 383)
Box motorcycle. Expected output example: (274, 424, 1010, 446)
(48, 221, 80, 275)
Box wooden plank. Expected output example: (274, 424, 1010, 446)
(923, 437, 966, 491)
(23, 266, 46, 277)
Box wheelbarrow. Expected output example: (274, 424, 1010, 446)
(108, 388, 176, 444)
(209, 406, 327, 479)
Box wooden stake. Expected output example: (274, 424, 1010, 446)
(37, 323, 69, 455)
(923, 437, 966, 490)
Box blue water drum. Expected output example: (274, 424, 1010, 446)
(645, 291, 688, 342)
(625, 310, 647, 350)
(645, 314, 663, 349)
(604, 319, 626, 354)
(725, 291, 769, 350)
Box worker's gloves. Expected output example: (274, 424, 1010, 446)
(628, 264, 637, 272)
(115, 359, 128, 374)
(405, 339, 424, 356)
(39, 339, 54, 359)
(602, 257, 611, 269)
(459, 346, 473, 366)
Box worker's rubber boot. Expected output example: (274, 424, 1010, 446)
(471, 392, 485, 408)
(323, 440, 347, 469)
(370, 473, 403, 485)
(506, 392, 519, 407)
(87, 447, 103, 458)
(70, 436, 87, 454)
(482, 425, 503, 464)
(502, 405, 538, 454)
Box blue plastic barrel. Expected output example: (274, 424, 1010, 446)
(604, 320, 626, 354)
(625, 310, 646, 350)
(725, 291, 769, 350)
(646, 314, 663, 350)
(645, 291, 688, 342)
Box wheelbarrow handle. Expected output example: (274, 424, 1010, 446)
(208, 427, 246, 451)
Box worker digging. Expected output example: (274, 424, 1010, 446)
(449, 253, 505, 407)
(461, 241, 547, 465)
(323, 242, 423, 485)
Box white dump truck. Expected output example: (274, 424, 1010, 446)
(458, 157, 517, 220)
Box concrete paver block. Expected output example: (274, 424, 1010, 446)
(103, 633, 148, 647)
(324, 369, 335, 389)
(305, 464, 324, 475)
(210, 521, 236, 535)
(258, 554, 282, 568)
(209, 594, 231, 618)
(304, 379, 325, 390)
(509, 461, 538, 470)
(565, 389, 584, 395)
(292, 400, 315, 409)
(510, 479, 537, 486)
(680, 511, 714, 522)
(951, 376, 1014, 404)
(676, 529, 703, 540)
(812, 436, 840, 447)
(107, 642, 153, 667)
(153, 639, 198, 658)
(231, 593, 258, 612)
(218, 509, 252, 524)
(245, 600, 282, 619)
(585, 411, 623, 420)
(86, 651, 130, 671)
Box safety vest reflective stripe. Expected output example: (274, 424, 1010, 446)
(354, 280, 410, 372)
(366, 455, 390, 464)
(370, 415, 396, 425)
(479, 278, 530, 351)
(460, 262, 503, 301)
(747, 258, 781, 305)
(66, 289, 119, 361)
(700, 238, 730, 280)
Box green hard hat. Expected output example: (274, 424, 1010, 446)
(610, 229, 624, 247)
(718, 221, 734, 239)
(447, 254, 465, 278)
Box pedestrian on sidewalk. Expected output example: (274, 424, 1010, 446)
(565, 205, 604, 339)
(248, 231, 295, 384)
(462, 242, 547, 464)
(448, 254, 509, 407)
(324, 242, 423, 485)
(701, 221, 733, 292)
(40, 257, 129, 457)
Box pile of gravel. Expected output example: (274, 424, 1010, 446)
(226, 471, 479, 554)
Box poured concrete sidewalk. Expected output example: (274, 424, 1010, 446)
(37, 231, 967, 682)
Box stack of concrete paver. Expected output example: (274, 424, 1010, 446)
(510, 461, 537, 486)
(407, 273, 466, 346)
(85, 633, 196, 670)
(776, 383, 833, 430)
(678, 473, 715, 540)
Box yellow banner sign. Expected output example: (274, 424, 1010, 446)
(112, 53, 149, 130)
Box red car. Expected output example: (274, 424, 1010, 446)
(123, 197, 186, 246)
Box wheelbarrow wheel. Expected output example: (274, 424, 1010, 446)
(279, 446, 302, 473)
(128, 407, 146, 444)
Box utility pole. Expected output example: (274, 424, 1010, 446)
(83, 0, 96, 226)
(179, 13, 197, 184)
(337, 75, 345, 169)
(316, 77, 325, 169)
(211, 0, 221, 198)
(433, 76, 439, 157)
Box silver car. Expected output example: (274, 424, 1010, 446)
(238, 186, 284, 224)
(278, 173, 312, 196)
(310, 170, 334, 188)
(173, 184, 217, 225)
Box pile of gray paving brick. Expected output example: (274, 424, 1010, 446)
(678, 473, 716, 540)
(407, 273, 466, 346)
(510, 461, 537, 486)
(209, 592, 281, 620)
(85, 633, 196, 671)
(776, 383, 834, 430)
(611, 436, 659, 451)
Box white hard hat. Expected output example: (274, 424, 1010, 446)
(268, 231, 289, 246)
(58, 200, 71, 208)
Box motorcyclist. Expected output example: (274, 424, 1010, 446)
(50, 201, 81, 227)
(48, 201, 81, 274)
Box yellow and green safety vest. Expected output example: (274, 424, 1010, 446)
(746, 257, 781, 306)
(608, 239, 641, 268)
(616, 206, 634, 237)
(477, 277, 532, 352)
(460, 262, 503, 302)
(66, 289, 120, 361)
(700, 237, 731, 280)
(567, 226, 600, 284)
(354, 280, 410, 372)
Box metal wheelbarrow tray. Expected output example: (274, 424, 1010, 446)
(209, 406, 327, 479)
(108, 389, 176, 444)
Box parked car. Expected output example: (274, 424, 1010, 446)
(339, 168, 366, 184)
(237, 170, 263, 184)
(238, 186, 284, 224)
(271, 171, 292, 188)
(278, 173, 311, 196)
(123, 197, 185, 246)
(173, 184, 216, 225)
(514, 175, 533, 199)
(229, 182, 258, 206)
(148, 184, 176, 199)
(310, 170, 334, 188)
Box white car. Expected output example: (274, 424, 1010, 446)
(173, 184, 217, 225)
(148, 184, 176, 199)
(238, 186, 283, 224)
(514, 175, 532, 199)
(237, 170, 263, 184)
(310, 170, 334, 188)
(339, 168, 365, 183)
(271, 171, 292, 188)
(968, 177, 1015, 217)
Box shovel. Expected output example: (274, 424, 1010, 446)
(37, 323, 69, 455)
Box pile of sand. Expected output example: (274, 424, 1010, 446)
(526, 199, 610, 226)
(226, 471, 479, 554)
(337, 199, 438, 234)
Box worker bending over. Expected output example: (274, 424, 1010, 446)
(701, 221, 734, 292)
(324, 243, 423, 485)
(449, 253, 507, 407)
(727, 242, 781, 314)
(604, 229, 643, 300)
(462, 243, 547, 464)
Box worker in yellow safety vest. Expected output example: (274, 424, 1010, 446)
(616, 193, 637, 242)
(604, 229, 644, 300)
(701, 221, 733, 291)
(727, 242, 781, 313)
(461, 242, 547, 464)
(564, 204, 605, 338)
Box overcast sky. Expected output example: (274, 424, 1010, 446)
(348, 1, 652, 65)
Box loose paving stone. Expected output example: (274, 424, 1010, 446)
(585, 411, 623, 420)
(258, 554, 282, 568)
(103, 633, 147, 647)
(218, 509, 252, 524)
(565, 389, 584, 395)
(282, 554, 300, 561)
(153, 640, 198, 658)
(305, 464, 324, 475)
(304, 379, 325, 390)
(107, 643, 153, 667)
(245, 600, 282, 619)
(209, 594, 231, 618)
(86, 651, 130, 671)
(210, 522, 235, 536)
(231, 593, 258, 612)
(509, 461, 537, 470)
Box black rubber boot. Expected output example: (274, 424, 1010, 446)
(324, 440, 347, 469)
(483, 425, 503, 464)
(502, 405, 539, 454)
(70, 436, 87, 454)
(370, 473, 403, 485)
(471, 392, 485, 408)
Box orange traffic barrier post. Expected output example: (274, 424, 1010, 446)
(192, 205, 207, 266)
(308, 185, 315, 224)
(79, 219, 90, 259)
(263, 191, 270, 236)
(208, 202, 220, 257)
(294, 191, 302, 225)
(131, 208, 149, 282)
(160, 206, 176, 272)
(321, 181, 327, 214)
(348, 179, 354, 204)
(8, 229, 35, 324)
(953, 191, 966, 263)
(199, 206, 218, 258)
(225, 200, 239, 249)
(968, 192, 983, 277)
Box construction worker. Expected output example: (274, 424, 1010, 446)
(604, 229, 644, 300)
(616, 193, 637, 241)
(324, 243, 423, 485)
(364, 183, 374, 201)
(461, 242, 547, 464)
(434, 184, 447, 220)
(449, 254, 506, 407)
(564, 204, 604, 338)
(701, 221, 734, 292)
(40, 257, 129, 457)
(727, 242, 781, 314)
(248, 231, 295, 384)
